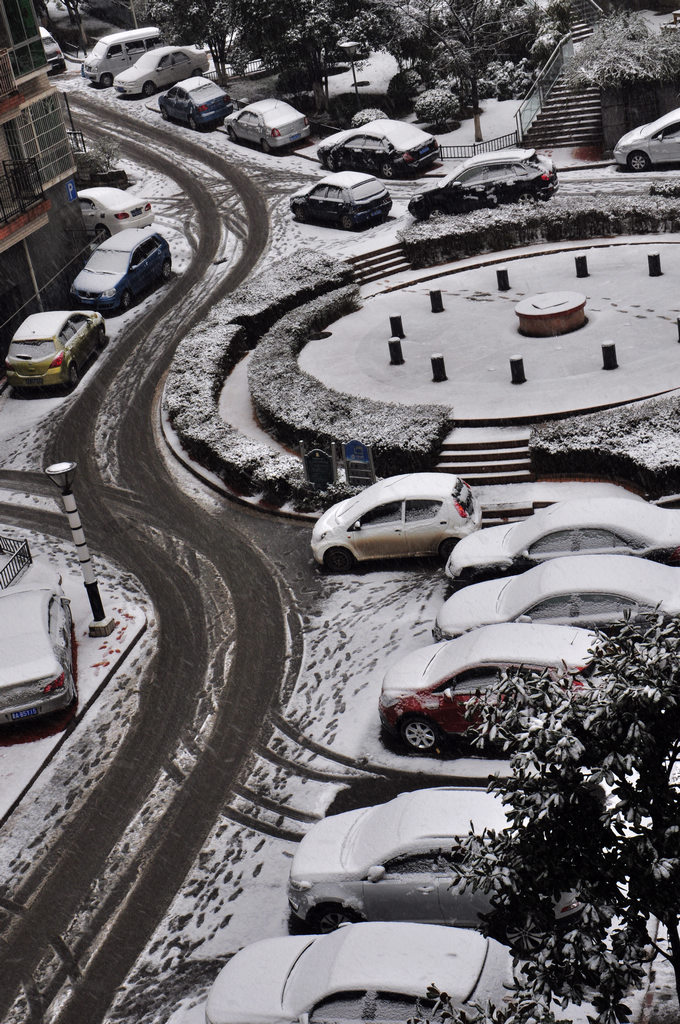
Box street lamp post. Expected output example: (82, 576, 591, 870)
(44, 461, 115, 638)
(338, 40, 361, 110)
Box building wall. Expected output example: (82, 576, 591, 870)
(601, 84, 679, 151)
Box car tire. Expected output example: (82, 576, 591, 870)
(227, 124, 237, 141)
(379, 161, 395, 179)
(260, 137, 272, 154)
(487, 193, 499, 208)
(97, 324, 107, 349)
(326, 151, 341, 172)
(400, 716, 441, 754)
(292, 203, 307, 222)
(100, 73, 113, 88)
(192, 67, 203, 76)
(68, 362, 79, 389)
(340, 213, 355, 231)
(438, 538, 456, 561)
(94, 224, 110, 241)
(119, 289, 132, 313)
(160, 106, 169, 120)
(142, 80, 155, 98)
(188, 114, 198, 131)
(518, 191, 536, 203)
(323, 547, 355, 573)
(161, 258, 172, 282)
(309, 903, 362, 934)
(627, 150, 651, 172)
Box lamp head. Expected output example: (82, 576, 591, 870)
(338, 40, 359, 57)
(45, 461, 77, 493)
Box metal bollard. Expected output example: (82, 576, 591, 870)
(431, 353, 447, 381)
(648, 251, 662, 277)
(430, 289, 444, 313)
(575, 255, 589, 278)
(388, 337, 404, 365)
(602, 342, 618, 370)
(389, 314, 405, 338)
(496, 268, 510, 291)
(510, 355, 526, 384)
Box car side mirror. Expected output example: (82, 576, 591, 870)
(366, 865, 385, 882)
(350, 520, 361, 531)
(298, 1014, 310, 1024)
(442, 687, 454, 700)
(517, 614, 532, 623)
(519, 549, 530, 559)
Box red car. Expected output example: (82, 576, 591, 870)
(378, 622, 595, 753)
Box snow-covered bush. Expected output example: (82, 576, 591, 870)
(350, 107, 388, 128)
(531, 392, 680, 498)
(565, 11, 680, 89)
(387, 68, 421, 103)
(650, 180, 680, 198)
(399, 193, 680, 268)
(478, 59, 534, 101)
(414, 87, 461, 127)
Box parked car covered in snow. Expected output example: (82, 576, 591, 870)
(78, 186, 154, 239)
(40, 26, 66, 75)
(159, 76, 233, 129)
(379, 622, 597, 753)
(113, 44, 208, 96)
(225, 98, 310, 151)
(408, 149, 557, 221)
(614, 107, 680, 171)
(446, 497, 680, 585)
(312, 474, 480, 572)
(287, 787, 582, 933)
(70, 227, 171, 314)
(0, 566, 75, 723)
(317, 119, 439, 178)
(434, 553, 680, 640)
(5, 310, 106, 390)
(290, 172, 391, 229)
(206, 922, 516, 1024)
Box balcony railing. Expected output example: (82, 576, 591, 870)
(0, 48, 18, 99)
(0, 158, 46, 227)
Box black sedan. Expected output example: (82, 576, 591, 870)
(290, 172, 392, 229)
(317, 119, 438, 178)
(408, 149, 557, 220)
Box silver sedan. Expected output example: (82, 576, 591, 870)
(225, 98, 310, 152)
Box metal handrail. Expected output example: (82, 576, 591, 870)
(515, 32, 573, 140)
(0, 538, 32, 589)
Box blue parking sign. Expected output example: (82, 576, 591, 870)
(66, 178, 77, 201)
(344, 440, 369, 463)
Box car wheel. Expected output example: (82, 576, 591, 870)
(518, 191, 536, 203)
(142, 80, 155, 98)
(627, 150, 651, 172)
(260, 137, 272, 154)
(96, 323, 107, 349)
(323, 547, 355, 573)
(292, 203, 307, 222)
(400, 716, 441, 754)
(68, 362, 79, 389)
(188, 114, 198, 130)
(192, 67, 203, 76)
(309, 904, 362, 934)
(438, 538, 456, 561)
(380, 161, 395, 179)
(340, 213, 355, 231)
(94, 224, 110, 241)
(227, 124, 237, 141)
(326, 151, 341, 172)
(486, 192, 499, 208)
(119, 289, 132, 313)
(100, 73, 113, 88)
(161, 257, 172, 281)
(160, 106, 169, 120)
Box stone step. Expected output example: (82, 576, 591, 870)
(440, 436, 529, 452)
(537, 101, 601, 116)
(439, 446, 530, 463)
(528, 131, 603, 146)
(356, 262, 412, 284)
(438, 465, 535, 484)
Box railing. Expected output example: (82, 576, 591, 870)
(571, 0, 604, 28)
(0, 48, 17, 99)
(440, 130, 519, 160)
(206, 57, 268, 85)
(0, 537, 32, 590)
(515, 33, 573, 140)
(0, 158, 46, 226)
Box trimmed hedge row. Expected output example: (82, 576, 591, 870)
(398, 193, 680, 268)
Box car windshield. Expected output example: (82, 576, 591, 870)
(86, 249, 131, 273)
(9, 339, 55, 357)
(91, 40, 108, 57)
(341, 803, 407, 869)
(351, 181, 385, 200)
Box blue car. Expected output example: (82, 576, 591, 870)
(159, 76, 233, 129)
(70, 227, 171, 314)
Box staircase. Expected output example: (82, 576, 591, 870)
(347, 244, 412, 286)
(436, 427, 534, 487)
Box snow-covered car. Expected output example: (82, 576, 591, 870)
(287, 787, 581, 932)
(5, 310, 106, 390)
(614, 107, 680, 171)
(434, 553, 680, 640)
(113, 45, 208, 97)
(379, 622, 597, 753)
(205, 922, 516, 1024)
(40, 26, 66, 75)
(225, 98, 310, 151)
(317, 119, 439, 178)
(446, 497, 680, 585)
(0, 568, 75, 724)
(408, 149, 557, 221)
(159, 76, 233, 129)
(312, 473, 481, 572)
(78, 186, 154, 240)
(70, 227, 171, 314)
(290, 172, 391, 229)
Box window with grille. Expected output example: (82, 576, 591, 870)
(5, 96, 73, 184)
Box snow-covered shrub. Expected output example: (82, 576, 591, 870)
(531, 393, 680, 498)
(478, 59, 534, 101)
(248, 289, 451, 478)
(387, 68, 421, 104)
(414, 88, 461, 128)
(565, 12, 680, 89)
(399, 193, 680, 268)
(351, 108, 388, 128)
(649, 180, 680, 198)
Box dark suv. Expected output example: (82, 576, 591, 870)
(408, 149, 558, 220)
(317, 119, 439, 178)
(290, 171, 392, 229)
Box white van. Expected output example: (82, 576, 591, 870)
(82, 27, 164, 87)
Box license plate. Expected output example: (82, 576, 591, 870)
(11, 707, 38, 720)
(23, 376, 43, 385)
(132, 208, 142, 216)
(419, 146, 430, 155)
(290, 132, 301, 141)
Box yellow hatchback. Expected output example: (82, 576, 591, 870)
(5, 310, 106, 390)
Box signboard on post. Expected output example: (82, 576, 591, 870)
(344, 439, 375, 488)
(301, 443, 336, 490)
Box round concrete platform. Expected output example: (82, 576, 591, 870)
(515, 290, 587, 336)
(299, 241, 680, 423)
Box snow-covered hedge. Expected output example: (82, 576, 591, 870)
(399, 194, 680, 268)
(351, 108, 388, 128)
(530, 393, 680, 498)
(249, 288, 451, 478)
